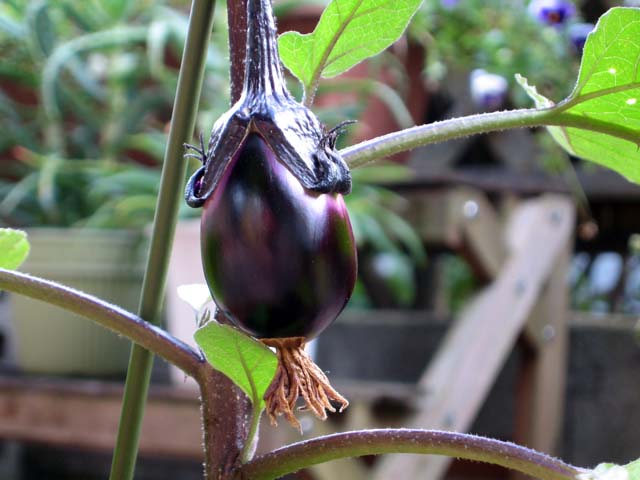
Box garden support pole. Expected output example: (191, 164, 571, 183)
(109, 2, 217, 479)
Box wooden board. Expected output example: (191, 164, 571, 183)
(373, 194, 574, 480)
(0, 377, 203, 459)
(405, 187, 505, 279)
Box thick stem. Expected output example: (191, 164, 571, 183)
(340, 107, 556, 168)
(109, 1, 217, 479)
(228, 0, 248, 103)
(340, 105, 640, 168)
(198, 363, 251, 480)
(242, 0, 288, 99)
(239, 429, 585, 480)
(0, 269, 202, 378)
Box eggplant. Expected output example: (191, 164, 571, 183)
(185, 0, 356, 429)
(200, 132, 356, 340)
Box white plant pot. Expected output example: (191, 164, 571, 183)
(166, 220, 206, 389)
(9, 228, 146, 375)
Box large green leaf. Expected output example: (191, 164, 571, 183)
(278, 0, 423, 99)
(0, 228, 30, 270)
(194, 321, 278, 409)
(518, 8, 640, 183)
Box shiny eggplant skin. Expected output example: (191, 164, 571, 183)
(200, 133, 357, 339)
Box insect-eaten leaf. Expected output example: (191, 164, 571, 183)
(0, 229, 30, 271)
(278, 0, 423, 97)
(194, 321, 278, 409)
(517, 8, 640, 184)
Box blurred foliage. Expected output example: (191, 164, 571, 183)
(0, 0, 424, 307)
(410, 0, 584, 107)
(346, 163, 427, 308)
(570, 239, 640, 315)
(0, 0, 230, 228)
(441, 254, 478, 315)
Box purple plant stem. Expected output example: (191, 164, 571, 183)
(0, 268, 203, 378)
(198, 361, 252, 479)
(228, 0, 248, 103)
(239, 429, 585, 480)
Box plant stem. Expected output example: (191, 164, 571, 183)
(341, 107, 556, 168)
(109, 1, 217, 479)
(227, 0, 248, 103)
(198, 362, 251, 480)
(0, 269, 202, 378)
(340, 104, 640, 168)
(239, 429, 585, 480)
(240, 397, 263, 463)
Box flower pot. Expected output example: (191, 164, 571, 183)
(166, 219, 206, 388)
(8, 228, 146, 376)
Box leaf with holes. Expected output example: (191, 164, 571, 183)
(194, 321, 277, 408)
(0, 229, 29, 271)
(518, 8, 640, 183)
(278, 0, 423, 100)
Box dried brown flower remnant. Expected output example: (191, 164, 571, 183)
(262, 337, 348, 431)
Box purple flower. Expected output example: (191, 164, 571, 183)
(568, 22, 594, 54)
(440, 0, 460, 9)
(528, 0, 576, 26)
(470, 69, 508, 111)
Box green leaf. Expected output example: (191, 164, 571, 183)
(0, 228, 30, 270)
(194, 321, 278, 409)
(577, 461, 636, 480)
(517, 8, 640, 183)
(278, 0, 423, 99)
(628, 458, 640, 480)
(516, 74, 572, 154)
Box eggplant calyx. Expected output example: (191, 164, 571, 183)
(184, 165, 206, 208)
(183, 106, 353, 208)
(183, 0, 353, 210)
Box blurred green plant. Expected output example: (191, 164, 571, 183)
(0, 0, 425, 306)
(346, 163, 427, 308)
(411, 0, 583, 107)
(0, 0, 230, 228)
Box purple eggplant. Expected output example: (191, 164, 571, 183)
(200, 132, 356, 339)
(185, 0, 355, 429)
